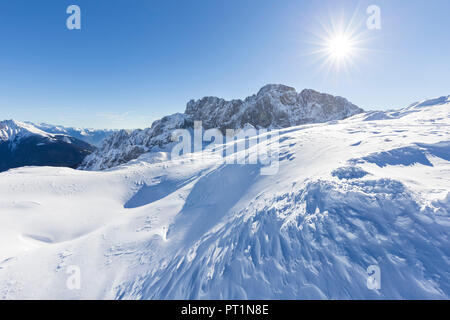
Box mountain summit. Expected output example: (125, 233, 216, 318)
(80, 85, 364, 170)
(0, 119, 52, 142)
(185, 84, 362, 131)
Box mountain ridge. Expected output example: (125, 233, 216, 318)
(80, 84, 364, 170)
(0, 120, 96, 172)
(0, 119, 53, 142)
(28, 122, 116, 147)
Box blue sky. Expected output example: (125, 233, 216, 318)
(0, 0, 449, 129)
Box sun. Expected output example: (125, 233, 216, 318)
(307, 13, 370, 75)
(327, 34, 354, 59)
(319, 30, 360, 72)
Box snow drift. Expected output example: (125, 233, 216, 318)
(0, 96, 449, 299)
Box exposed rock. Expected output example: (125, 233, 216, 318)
(80, 85, 364, 170)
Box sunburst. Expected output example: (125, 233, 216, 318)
(307, 11, 371, 75)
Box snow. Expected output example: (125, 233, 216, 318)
(0, 120, 53, 143)
(0, 97, 449, 299)
(80, 85, 363, 171)
(29, 122, 115, 147)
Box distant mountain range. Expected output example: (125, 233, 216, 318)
(27, 122, 116, 147)
(0, 120, 113, 172)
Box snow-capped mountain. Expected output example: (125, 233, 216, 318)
(80, 85, 363, 170)
(79, 113, 192, 170)
(185, 84, 363, 130)
(28, 122, 115, 147)
(0, 119, 52, 142)
(0, 95, 448, 299)
(0, 120, 95, 172)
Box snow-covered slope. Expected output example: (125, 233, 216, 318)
(359, 95, 450, 122)
(0, 120, 95, 172)
(0, 120, 52, 143)
(80, 85, 363, 171)
(0, 97, 448, 299)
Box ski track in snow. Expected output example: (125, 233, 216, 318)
(0, 100, 449, 299)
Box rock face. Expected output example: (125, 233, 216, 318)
(80, 85, 364, 170)
(79, 113, 192, 170)
(186, 84, 363, 131)
(0, 120, 95, 172)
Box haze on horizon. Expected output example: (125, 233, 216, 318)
(0, 0, 449, 129)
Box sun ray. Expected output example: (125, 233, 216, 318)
(306, 8, 373, 76)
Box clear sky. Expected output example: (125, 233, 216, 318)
(0, 0, 449, 129)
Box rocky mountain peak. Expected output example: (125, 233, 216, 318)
(0, 119, 51, 142)
(256, 84, 296, 97)
(80, 85, 364, 170)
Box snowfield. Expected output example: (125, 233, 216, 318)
(0, 98, 449, 299)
